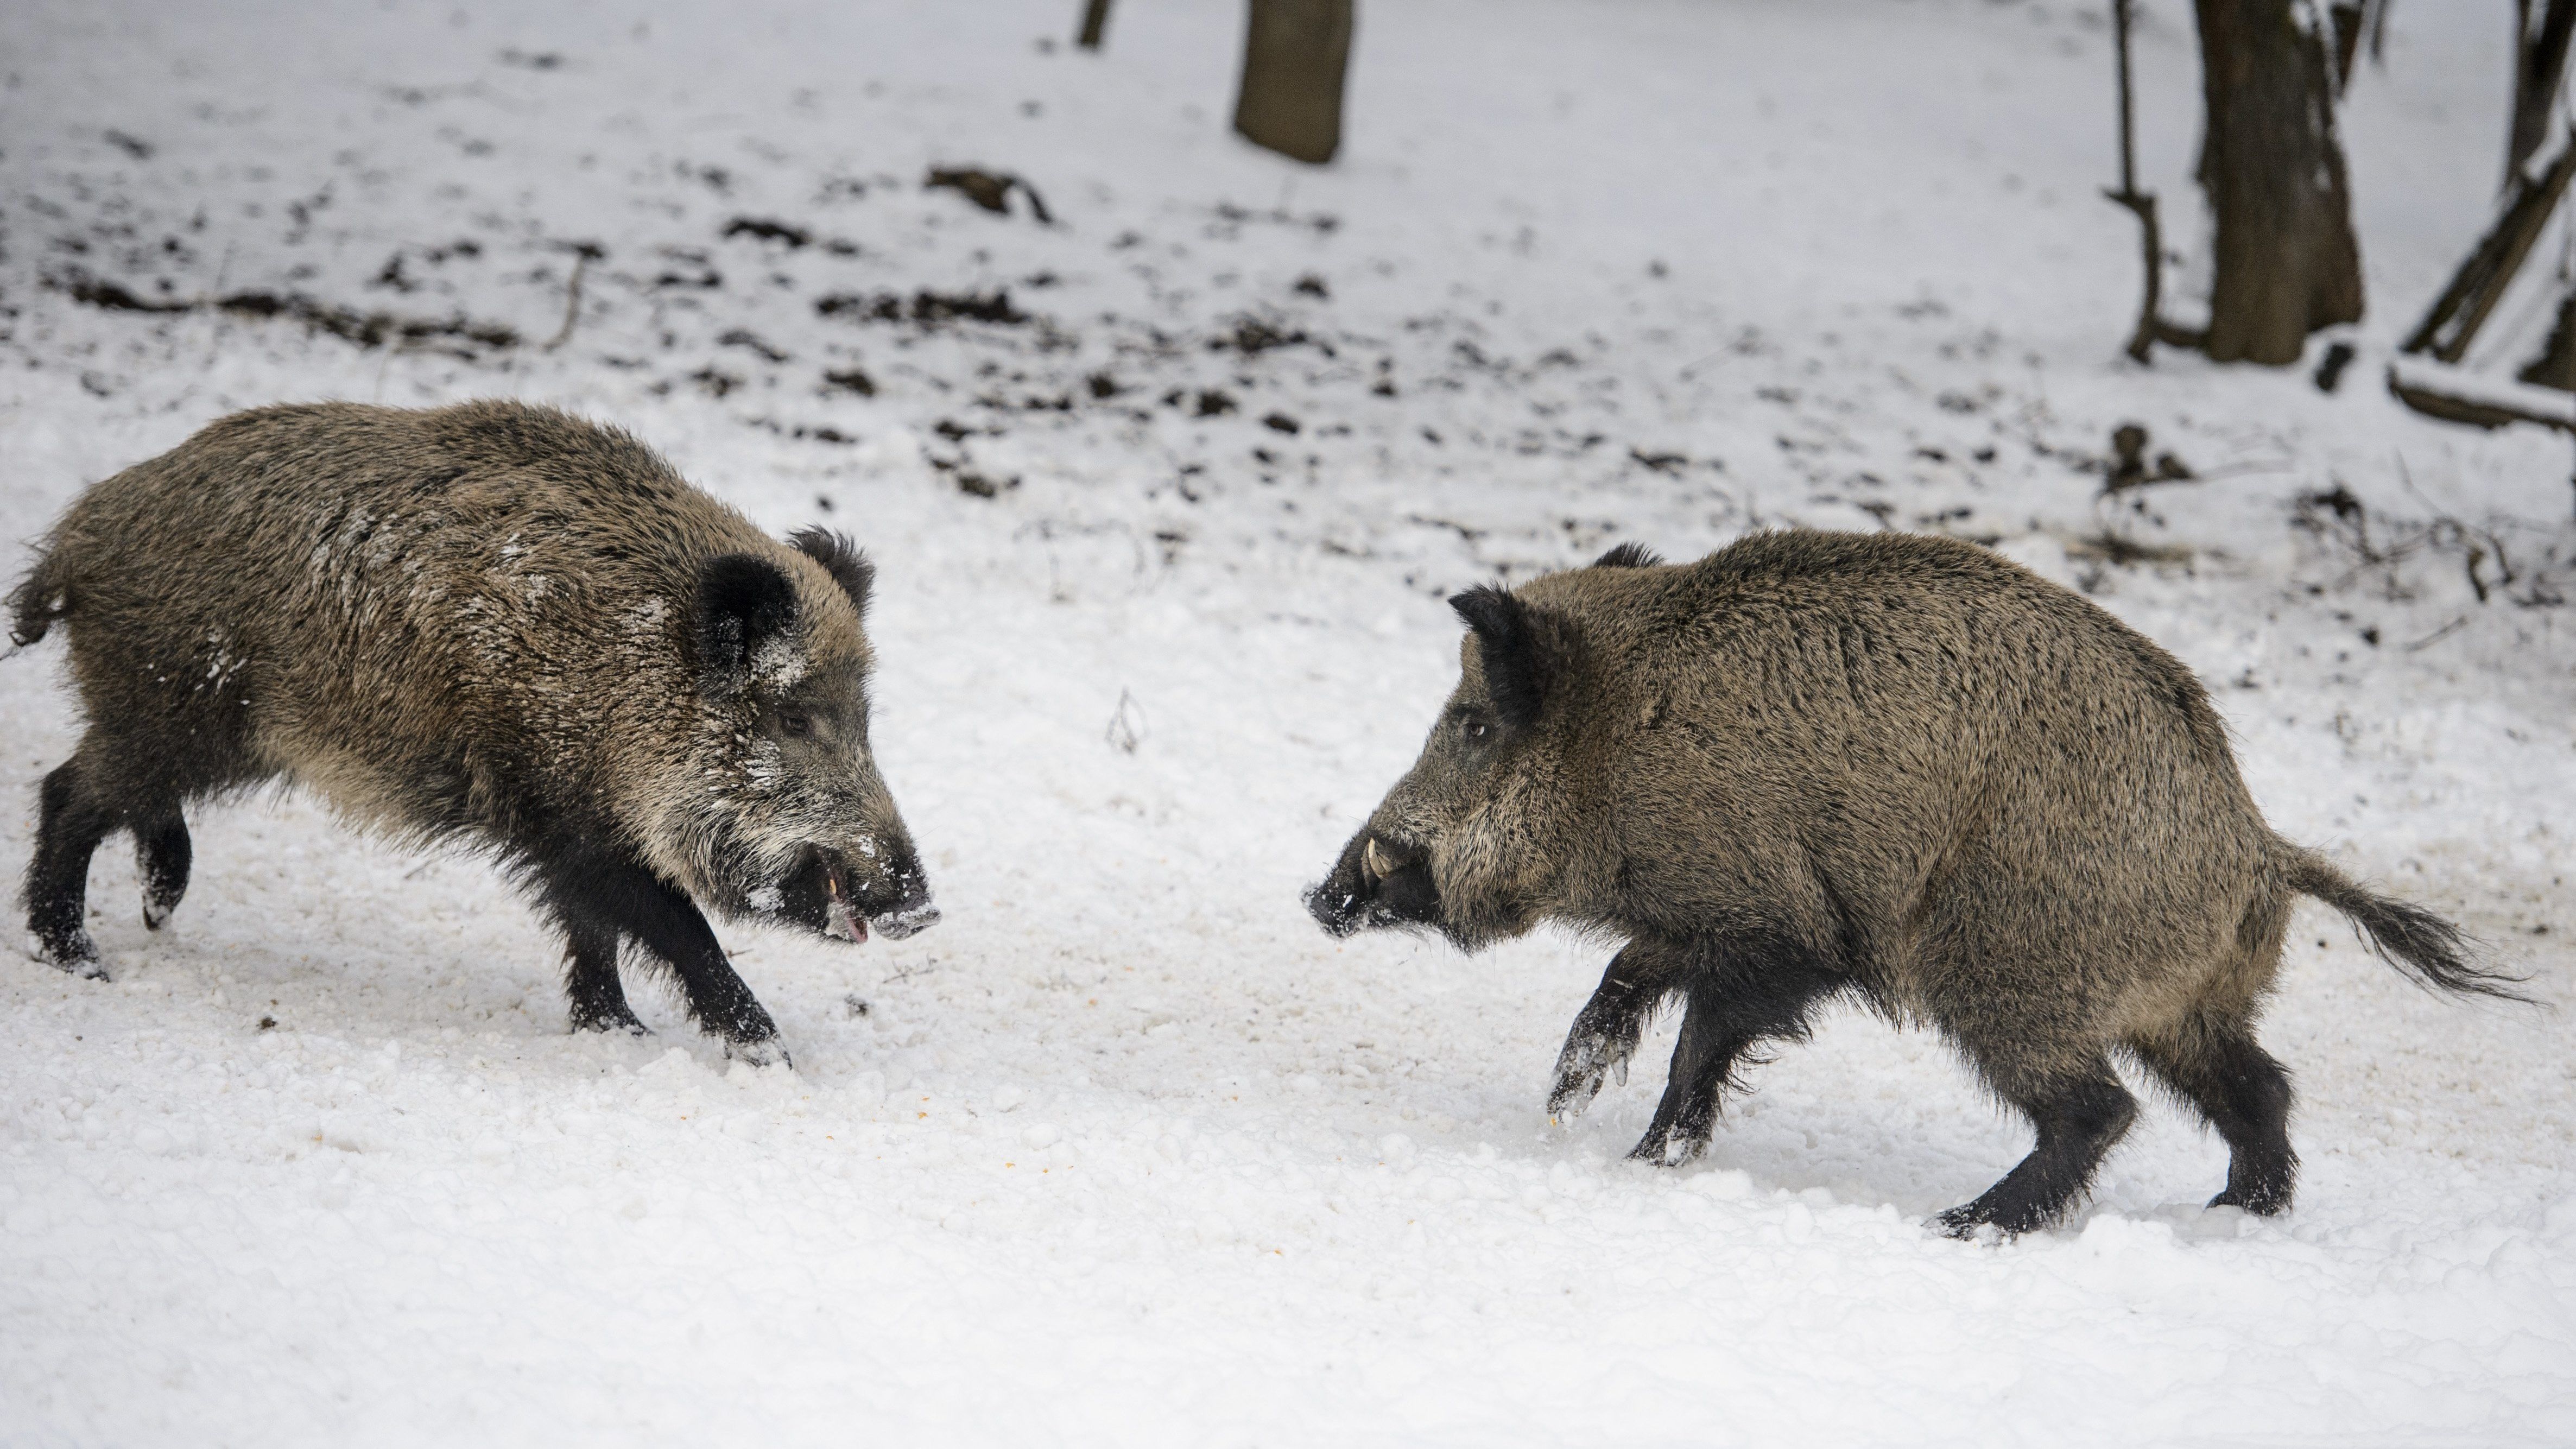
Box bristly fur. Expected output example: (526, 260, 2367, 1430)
(789, 526, 875, 622)
(1592, 541, 1662, 570)
(1313, 528, 2526, 1238)
(1448, 584, 1548, 727)
(10, 399, 935, 1061)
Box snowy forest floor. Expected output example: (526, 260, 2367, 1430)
(2, 0, 2573, 1444)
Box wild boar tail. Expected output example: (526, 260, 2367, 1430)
(6, 540, 72, 650)
(2281, 846, 2535, 1004)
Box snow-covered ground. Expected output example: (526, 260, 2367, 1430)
(2, 0, 2571, 1442)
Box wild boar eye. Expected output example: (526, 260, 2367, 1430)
(779, 708, 813, 738)
(1462, 717, 1491, 743)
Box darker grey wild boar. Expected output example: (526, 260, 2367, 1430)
(1307, 531, 2523, 1237)
(10, 400, 937, 1064)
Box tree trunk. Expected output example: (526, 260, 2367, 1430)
(2510, 0, 2576, 184)
(1233, 0, 1354, 165)
(1077, 0, 1112, 51)
(2193, 0, 2365, 365)
(2327, 2, 2365, 91)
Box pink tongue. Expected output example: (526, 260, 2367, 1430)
(830, 899, 869, 942)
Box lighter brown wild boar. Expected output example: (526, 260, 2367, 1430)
(10, 400, 936, 1064)
(1307, 531, 2525, 1237)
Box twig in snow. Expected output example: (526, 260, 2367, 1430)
(2100, 422, 2198, 495)
(2387, 367, 2576, 436)
(2402, 616, 2471, 652)
(543, 245, 601, 352)
(926, 167, 1054, 225)
(1077, 0, 1112, 49)
(2102, 0, 2206, 364)
(1106, 688, 1145, 754)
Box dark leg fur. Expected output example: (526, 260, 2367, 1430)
(1938, 1058, 2138, 1238)
(2130, 1019, 2297, 1214)
(533, 846, 783, 1063)
(28, 721, 231, 971)
(1629, 986, 1755, 1165)
(1624, 935, 1846, 1166)
(562, 916, 649, 1036)
(1548, 939, 1688, 1119)
(134, 809, 191, 930)
(25, 755, 119, 977)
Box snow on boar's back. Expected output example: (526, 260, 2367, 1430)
(9, 400, 936, 1065)
(1306, 530, 2525, 1237)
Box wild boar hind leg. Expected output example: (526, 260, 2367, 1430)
(531, 848, 786, 1065)
(26, 751, 121, 976)
(26, 735, 200, 977)
(1934, 1049, 2138, 1239)
(2126, 1012, 2296, 1215)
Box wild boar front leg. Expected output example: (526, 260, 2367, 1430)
(561, 916, 649, 1036)
(1548, 938, 1689, 1120)
(536, 850, 785, 1065)
(1628, 933, 1846, 1166)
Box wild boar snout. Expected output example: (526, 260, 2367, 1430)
(871, 851, 940, 939)
(1305, 830, 1439, 937)
(818, 829, 939, 942)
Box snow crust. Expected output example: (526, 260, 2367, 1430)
(1, 0, 2571, 1443)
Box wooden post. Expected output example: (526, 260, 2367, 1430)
(1233, 0, 1355, 165)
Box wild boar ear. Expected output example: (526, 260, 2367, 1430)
(787, 526, 874, 623)
(1593, 541, 1661, 569)
(1449, 584, 1550, 728)
(696, 553, 800, 697)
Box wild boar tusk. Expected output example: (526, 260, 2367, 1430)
(1362, 838, 1393, 882)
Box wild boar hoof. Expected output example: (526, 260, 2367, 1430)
(2207, 1182, 2291, 1216)
(1548, 1032, 1638, 1119)
(26, 929, 107, 981)
(1625, 1128, 1709, 1167)
(1546, 1083, 1597, 1123)
(724, 1035, 793, 1070)
(571, 1003, 653, 1036)
(1934, 1205, 2003, 1242)
(1934, 1198, 2049, 1241)
(1547, 1055, 1609, 1120)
